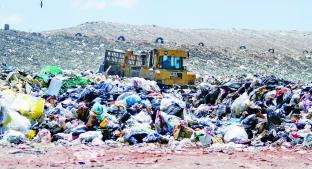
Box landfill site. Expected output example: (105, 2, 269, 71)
(0, 3, 312, 168)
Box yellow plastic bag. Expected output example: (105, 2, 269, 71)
(99, 119, 108, 128)
(25, 130, 36, 140)
(0, 111, 12, 127)
(10, 94, 45, 120)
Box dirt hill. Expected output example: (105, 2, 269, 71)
(1, 21, 312, 82)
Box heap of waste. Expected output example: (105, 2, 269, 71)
(0, 63, 311, 149)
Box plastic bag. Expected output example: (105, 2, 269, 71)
(99, 112, 118, 128)
(230, 92, 251, 117)
(123, 124, 155, 144)
(129, 77, 160, 92)
(303, 133, 312, 148)
(299, 98, 312, 113)
(132, 110, 152, 124)
(92, 102, 107, 119)
(36, 66, 63, 83)
(25, 130, 36, 140)
(142, 133, 160, 143)
(0, 93, 22, 133)
(223, 125, 248, 143)
(33, 129, 52, 143)
(93, 102, 117, 128)
(194, 104, 211, 117)
(63, 76, 90, 89)
(241, 114, 258, 129)
(156, 111, 180, 134)
(118, 93, 141, 107)
(94, 82, 114, 94)
(79, 131, 103, 143)
(6, 109, 31, 133)
(217, 104, 227, 119)
(160, 96, 185, 112)
(0, 108, 12, 129)
(0, 130, 25, 144)
(165, 103, 184, 118)
(140, 99, 152, 108)
(40, 66, 63, 75)
(10, 93, 44, 120)
(197, 118, 216, 130)
(193, 129, 212, 146)
(79, 87, 98, 102)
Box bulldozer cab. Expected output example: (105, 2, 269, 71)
(152, 49, 188, 70)
(150, 49, 195, 86)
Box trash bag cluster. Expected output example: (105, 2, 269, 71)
(0, 64, 311, 149)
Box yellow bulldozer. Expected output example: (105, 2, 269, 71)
(99, 49, 196, 86)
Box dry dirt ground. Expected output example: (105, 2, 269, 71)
(0, 144, 311, 169)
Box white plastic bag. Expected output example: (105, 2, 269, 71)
(160, 96, 186, 112)
(0, 130, 25, 144)
(6, 109, 31, 133)
(231, 92, 250, 117)
(79, 131, 103, 143)
(223, 125, 248, 143)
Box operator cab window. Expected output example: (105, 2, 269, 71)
(160, 55, 182, 70)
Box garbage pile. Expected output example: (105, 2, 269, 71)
(0, 64, 311, 149)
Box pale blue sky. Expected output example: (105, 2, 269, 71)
(0, 0, 311, 32)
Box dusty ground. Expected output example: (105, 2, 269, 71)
(0, 144, 311, 169)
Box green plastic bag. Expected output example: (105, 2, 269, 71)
(62, 76, 90, 89)
(40, 66, 63, 75)
(36, 66, 63, 83)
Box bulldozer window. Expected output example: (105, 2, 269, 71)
(160, 56, 182, 70)
(140, 53, 147, 66)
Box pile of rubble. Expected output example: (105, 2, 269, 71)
(0, 64, 311, 149)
